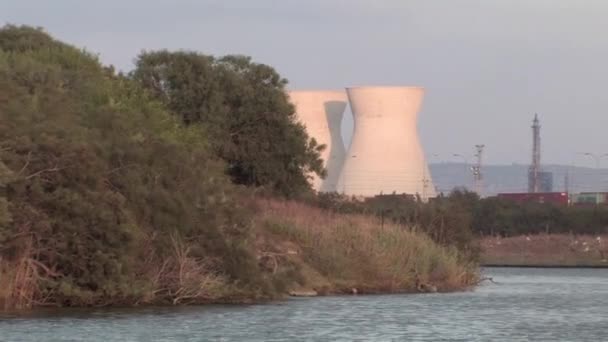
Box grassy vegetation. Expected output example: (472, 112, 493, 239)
(254, 199, 478, 294)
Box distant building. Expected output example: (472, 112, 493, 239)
(571, 192, 608, 206)
(528, 171, 553, 192)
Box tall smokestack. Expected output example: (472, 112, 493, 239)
(528, 113, 541, 193)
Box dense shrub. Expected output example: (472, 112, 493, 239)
(312, 189, 608, 251)
(473, 198, 608, 236)
(0, 25, 266, 308)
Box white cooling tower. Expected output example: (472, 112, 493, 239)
(337, 86, 436, 199)
(289, 90, 348, 192)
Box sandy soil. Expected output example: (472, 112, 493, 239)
(480, 234, 608, 267)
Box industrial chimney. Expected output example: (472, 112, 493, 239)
(337, 86, 436, 199)
(288, 90, 348, 192)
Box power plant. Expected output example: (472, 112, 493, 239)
(291, 86, 435, 199)
(288, 90, 348, 192)
(338, 87, 435, 199)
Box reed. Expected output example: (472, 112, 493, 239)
(255, 199, 478, 294)
(0, 236, 44, 310)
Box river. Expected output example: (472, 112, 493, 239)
(1, 267, 607, 341)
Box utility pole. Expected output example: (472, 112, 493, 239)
(472, 144, 485, 196)
(422, 166, 429, 202)
(421, 153, 439, 201)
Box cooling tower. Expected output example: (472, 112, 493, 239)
(337, 86, 436, 199)
(289, 90, 348, 192)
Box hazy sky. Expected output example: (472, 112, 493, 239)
(4, 0, 608, 166)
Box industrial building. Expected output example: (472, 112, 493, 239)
(336, 86, 436, 199)
(571, 192, 608, 206)
(527, 171, 554, 193)
(288, 90, 348, 192)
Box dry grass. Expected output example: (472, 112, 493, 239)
(137, 234, 230, 305)
(0, 236, 49, 310)
(1, 199, 480, 311)
(481, 234, 608, 267)
(1, 233, 232, 310)
(254, 199, 478, 294)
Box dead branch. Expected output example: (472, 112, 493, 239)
(27, 258, 61, 278)
(25, 166, 65, 180)
(105, 164, 138, 175)
(17, 151, 33, 176)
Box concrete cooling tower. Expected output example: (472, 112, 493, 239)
(289, 90, 348, 192)
(337, 86, 436, 199)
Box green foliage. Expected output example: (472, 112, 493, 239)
(473, 197, 608, 236)
(131, 51, 324, 197)
(257, 200, 477, 293)
(0, 25, 479, 309)
(0, 25, 267, 307)
(311, 190, 481, 261)
(314, 188, 608, 249)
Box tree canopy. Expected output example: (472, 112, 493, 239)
(131, 51, 325, 197)
(0, 25, 266, 307)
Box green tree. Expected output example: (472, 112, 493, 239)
(132, 51, 324, 197)
(0, 25, 268, 307)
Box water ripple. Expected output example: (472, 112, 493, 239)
(1, 268, 607, 341)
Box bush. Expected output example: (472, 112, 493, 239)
(0, 25, 267, 309)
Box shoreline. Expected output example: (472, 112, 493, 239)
(480, 233, 608, 270)
(0, 286, 473, 315)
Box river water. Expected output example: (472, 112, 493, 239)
(1, 267, 607, 341)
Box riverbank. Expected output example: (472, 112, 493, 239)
(254, 199, 478, 296)
(480, 234, 608, 267)
(0, 198, 479, 311)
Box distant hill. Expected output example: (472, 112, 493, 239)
(429, 163, 608, 196)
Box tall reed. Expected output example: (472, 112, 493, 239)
(255, 199, 478, 293)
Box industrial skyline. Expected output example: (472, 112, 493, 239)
(5, 1, 607, 165)
(5, 1, 607, 167)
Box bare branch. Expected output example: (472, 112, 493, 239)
(25, 166, 64, 180)
(105, 164, 138, 175)
(17, 151, 33, 176)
